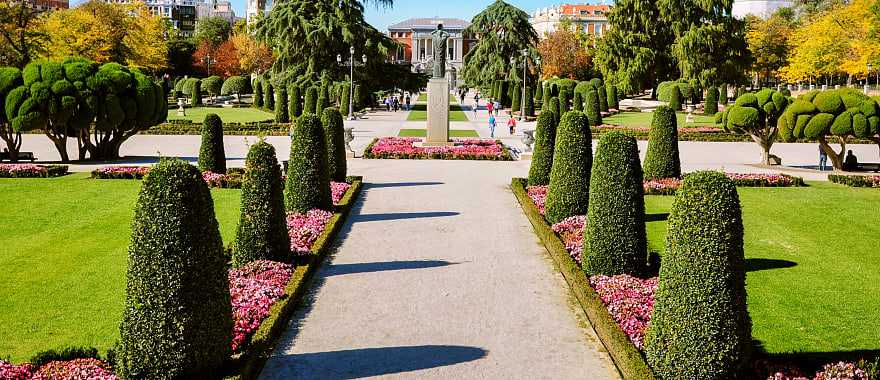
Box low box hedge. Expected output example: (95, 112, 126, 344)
(0, 164, 69, 178)
(828, 174, 880, 188)
(143, 120, 288, 136)
(225, 176, 363, 379)
(510, 177, 657, 380)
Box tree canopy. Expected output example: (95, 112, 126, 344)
(461, 0, 539, 90)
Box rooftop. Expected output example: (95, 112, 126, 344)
(388, 17, 471, 31)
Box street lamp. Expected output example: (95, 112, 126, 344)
(520, 49, 529, 121)
(201, 54, 216, 76)
(337, 46, 367, 121)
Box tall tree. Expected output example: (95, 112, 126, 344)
(594, 0, 676, 96)
(193, 16, 232, 49)
(745, 11, 794, 86)
(461, 0, 539, 90)
(537, 23, 594, 80)
(0, 2, 48, 68)
(230, 33, 274, 75)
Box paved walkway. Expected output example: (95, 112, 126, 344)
(259, 159, 620, 379)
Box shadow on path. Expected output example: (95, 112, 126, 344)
(275, 345, 488, 379)
(322, 260, 458, 277)
(353, 211, 459, 223)
(746, 258, 797, 272)
(365, 182, 444, 189)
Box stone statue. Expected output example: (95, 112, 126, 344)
(431, 23, 450, 79)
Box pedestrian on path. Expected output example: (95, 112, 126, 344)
(487, 100, 494, 116)
(819, 146, 828, 171)
(494, 100, 501, 116)
(405, 94, 411, 111)
(489, 114, 496, 138)
(507, 117, 517, 135)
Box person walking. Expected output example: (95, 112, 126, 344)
(460, 91, 466, 105)
(819, 146, 828, 171)
(487, 100, 494, 116)
(494, 100, 501, 116)
(507, 117, 517, 135)
(392, 96, 400, 112)
(405, 94, 411, 111)
(488, 114, 497, 138)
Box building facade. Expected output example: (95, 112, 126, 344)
(196, 0, 238, 26)
(246, 0, 272, 24)
(387, 18, 477, 76)
(19, 0, 69, 12)
(731, 0, 794, 18)
(102, 0, 197, 37)
(531, 4, 612, 38)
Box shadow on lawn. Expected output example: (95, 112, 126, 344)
(745, 258, 797, 272)
(753, 343, 880, 373)
(322, 260, 458, 277)
(645, 213, 670, 222)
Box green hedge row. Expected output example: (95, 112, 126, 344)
(511, 178, 657, 380)
(0, 165, 68, 178)
(828, 174, 880, 188)
(143, 121, 288, 136)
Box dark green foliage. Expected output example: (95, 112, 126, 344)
(201, 76, 222, 98)
(29, 347, 100, 367)
(536, 82, 544, 105)
(549, 97, 560, 119)
(542, 83, 552, 111)
(597, 85, 609, 112)
(198, 113, 226, 174)
(500, 80, 511, 107)
(688, 78, 702, 104)
(525, 86, 535, 117)
(720, 84, 728, 104)
(264, 82, 274, 111)
(511, 81, 522, 114)
(316, 83, 329, 114)
(322, 107, 347, 182)
(191, 79, 202, 106)
(573, 91, 583, 112)
(584, 132, 647, 276)
(275, 87, 289, 123)
(545, 111, 592, 224)
(253, 80, 263, 108)
(528, 112, 557, 186)
(286, 114, 331, 212)
(607, 84, 618, 110)
(304, 86, 317, 115)
(220, 76, 249, 101)
(289, 85, 301, 118)
(643, 106, 681, 179)
(118, 159, 232, 379)
(353, 84, 363, 111)
(645, 171, 751, 379)
(233, 141, 291, 267)
(668, 85, 682, 111)
(705, 86, 719, 115)
(585, 87, 602, 126)
(339, 83, 350, 117)
(559, 90, 571, 113)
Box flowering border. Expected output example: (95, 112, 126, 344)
(0, 164, 69, 178)
(511, 178, 657, 380)
(362, 137, 513, 161)
(643, 173, 805, 196)
(91, 166, 245, 189)
(230, 176, 363, 379)
(828, 174, 880, 188)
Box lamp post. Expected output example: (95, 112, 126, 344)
(337, 46, 367, 121)
(869, 63, 875, 94)
(201, 54, 216, 76)
(520, 49, 529, 121)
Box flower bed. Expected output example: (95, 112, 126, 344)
(0, 164, 68, 178)
(229, 260, 293, 351)
(551, 215, 586, 264)
(644, 173, 804, 195)
(0, 358, 117, 380)
(526, 185, 548, 215)
(642, 178, 682, 196)
(597, 125, 722, 134)
(92, 166, 243, 188)
(590, 275, 657, 350)
(331, 182, 351, 205)
(286, 209, 334, 255)
(363, 137, 512, 160)
(828, 175, 880, 188)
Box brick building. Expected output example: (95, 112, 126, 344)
(531, 3, 612, 38)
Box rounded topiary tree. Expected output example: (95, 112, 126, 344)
(572, 91, 583, 112)
(322, 107, 347, 182)
(527, 111, 557, 186)
(191, 78, 202, 106)
(304, 86, 318, 116)
(545, 111, 592, 224)
(585, 87, 602, 126)
(233, 141, 291, 267)
(264, 82, 274, 111)
(289, 84, 301, 119)
(201, 76, 222, 102)
(668, 85, 682, 111)
(645, 171, 751, 379)
(722, 88, 790, 165)
(275, 86, 289, 123)
(286, 114, 332, 212)
(584, 131, 647, 276)
(198, 113, 226, 174)
(253, 79, 264, 108)
(606, 83, 619, 110)
(0, 67, 25, 161)
(705, 86, 719, 115)
(220, 76, 249, 103)
(118, 159, 232, 379)
(643, 105, 681, 179)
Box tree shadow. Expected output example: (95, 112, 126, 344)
(645, 213, 670, 222)
(365, 182, 444, 189)
(745, 258, 797, 272)
(263, 345, 488, 379)
(352, 211, 459, 223)
(322, 260, 458, 277)
(752, 340, 880, 374)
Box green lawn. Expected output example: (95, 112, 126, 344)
(604, 111, 718, 128)
(398, 129, 479, 138)
(0, 173, 242, 362)
(166, 106, 274, 123)
(406, 104, 469, 122)
(645, 182, 880, 358)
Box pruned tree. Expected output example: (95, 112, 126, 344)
(721, 88, 790, 165)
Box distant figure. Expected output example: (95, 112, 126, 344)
(489, 114, 496, 138)
(460, 91, 466, 105)
(384, 97, 391, 111)
(487, 100, 494, 115)
(507, 117, 517, 135)
(474, 93, 481, 114)
(392, 96, 400, 112)
(405, 94, 411, 111)
(819, 147, 828, 171)
(844, 150, 859, 171)
(494, 100, 501, 116)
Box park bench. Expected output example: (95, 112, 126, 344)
(0, 151, 36, 162)
(856, 163, 880, 172)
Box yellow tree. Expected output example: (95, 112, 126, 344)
(230, 33, 274, 75)
(124, 2, 168, 71)
(537, 24, 594, 80)
(745, 12, 793, 85)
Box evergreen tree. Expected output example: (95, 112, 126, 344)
(198, 114, 226, 174)
(264, 82, 274, 110)
(275, 86, 289, 123)
(285, 114, 332, 212)
(253, 80, 264, 108)
(643, 105, 681, 179)
(545, 111, 592, 224)
(321, 107, 347, 182)
(527, 111, 557, 186)
(289, 84, 301, 118)
(705, 86, 719, 115)
(461, 0, 539, 90)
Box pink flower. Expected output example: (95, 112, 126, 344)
(368, 137, 506, 159)
(330, 182, 351, 205)
(30, 359, 117, 380)
(813, 362, 869, 380)
(0, 361, 35, 380)
(526, 185, 548, 215)
(643, 178, 682, 195)
(228, 260, 293, 351)
(286, 209, 334, 254)
(551, 215, 587, 264)
(589, 274, 658, 349)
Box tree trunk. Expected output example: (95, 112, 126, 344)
(818, 136, 846, 171)
(46, 133, 69, 163)
(0, 129, 22, 162)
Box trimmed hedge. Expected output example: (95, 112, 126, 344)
(275, 86, 289, 123)
(559, 90, 571, 113)
(264, 82, 274, 111)
(643, 106, 681, 179)
(645, 171, 751, 379)
(828, 174, 880, 188)
(232, 141, 291, 267)
(542, 84, 552, 111)
(598, 85, 609, 113)
(545, 111, 592, 224)
(573, 91, 584, 112)
(511, 178, 657, 380)
(527, 111, 557, 186)
(253, 80, 263, 108)
(198, 113, 227, 174)
(511, 81, 522, 114)
(117, 159, 232, 379)
(304, 86, 317, 116)
(585, 87, 602, 126)
(584, 132, 648, 277)
(191, 78, 202, 106)
(668, 85, 682, 111)
(705, 86, 719, 115)
(549, 97, 560, 119)
(525, 86, 535, 117)
(289, 85, 301, 119)
(285, 114, 332, 213)
(607, 84, 619, 110)
(146, 120, 286, 136)
(321, 107, 347, 182)
(720, 84, 729, 105)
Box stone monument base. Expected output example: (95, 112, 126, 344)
(425, 78, 451, 145)
(413, 140, 455, 148)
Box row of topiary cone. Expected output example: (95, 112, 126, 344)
(527, 107, 752, 378)
(115, 108, 348, 378)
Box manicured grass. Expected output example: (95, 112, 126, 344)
(604, 111, 718, 128)
(406, 104, 469, 122)
(398, 129, 480, 138)
(0, 173, 242, 362)
(166, 106, 274, 123)
(645, 181, 880, 357)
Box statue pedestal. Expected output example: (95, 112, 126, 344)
(421, 78, 453, 147)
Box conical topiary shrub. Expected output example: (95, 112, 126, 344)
(607, 84, 619, 110)
(584, 132, 648, 276)
(322, 107, 347, 182)
(559, 90, 570, 113)
(542, 84, 552, 111)
(233, 141, 291, 267)
(645, 171, 752, 379)
(511, 82, 522, 115)
(527, 111, 557, 186)
(643, 105, 681, 179)
(275, 86, 289, 123)
(525, 86, 535, 117)
(598, 85, 609, 113)
(286, 114, 332, 212)
(536, 82, 544, 107)
(304, 86, 318, 115)
(720, 84, 729, 105)
(340, 83, 351, 117)
(264, 82, 274, 111)
(705, 86, 719, 115)
(585, 87, 602, 126)
(117, 159, 232, 379)
(253, 80, 263, 108)
(316, 84, 329, 114)
(545, 111, 592, 224)
(289, 85, 301, 119)
(191, 79, 202, 106)
(549, 97, 560, 120)
(669, 85, 682, 111)
(573, 91, 583, 112)
(198, 113, 226, 174)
